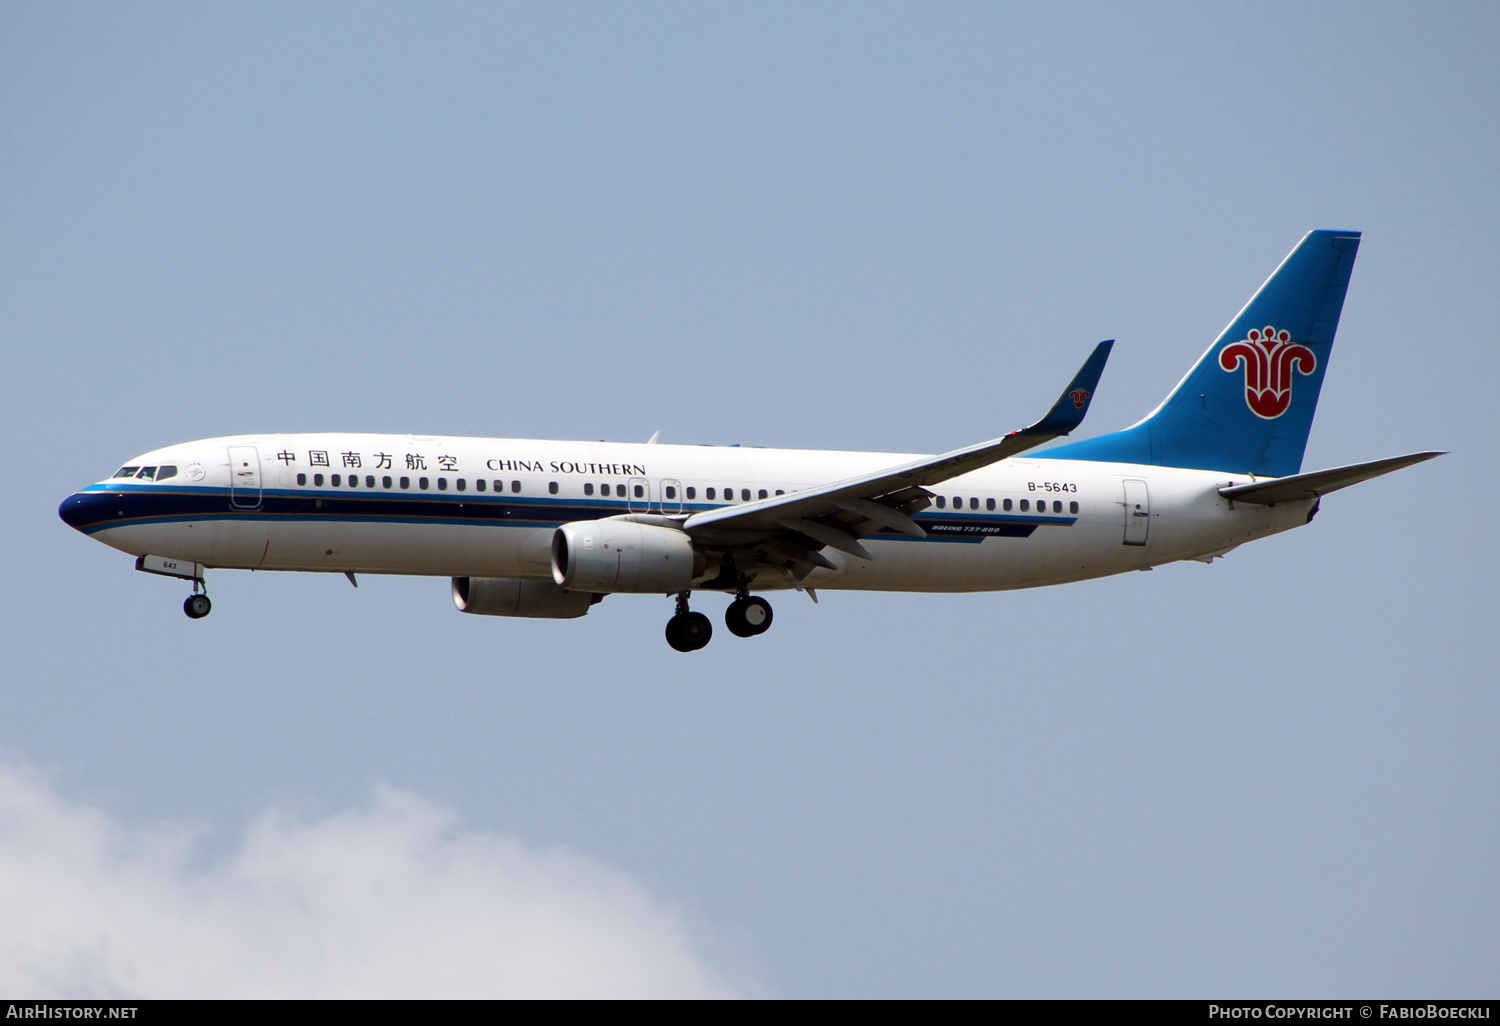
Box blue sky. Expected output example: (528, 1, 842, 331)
(2, 2, 1496, 997)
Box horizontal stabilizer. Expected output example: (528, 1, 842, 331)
(1219, 451, 1445, 505)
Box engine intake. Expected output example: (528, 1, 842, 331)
(451, 577, 598, 618)
(552, 519, 699, 593)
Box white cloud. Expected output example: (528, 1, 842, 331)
(0, 759, 748, 998)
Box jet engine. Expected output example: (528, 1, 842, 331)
(552, 519, 701, 593)
(451, 577, 599, 618)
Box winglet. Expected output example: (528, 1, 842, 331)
(1027, 339, 1114, 437)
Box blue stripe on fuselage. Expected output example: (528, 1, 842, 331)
(63, 484, 1077, 541)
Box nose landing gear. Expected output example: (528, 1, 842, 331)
(183, 576, 211, 620)
(665, 592, 713, 652)
(135, 555, 212, 620)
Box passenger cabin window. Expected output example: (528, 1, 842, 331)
(970, 497, 978, 510)
(936, 496, 946, 509)
(1019, 499, 1029, 512)
(475, 479, 485, 492)
(686, 487, 696, 500)
(512, 480, 521, 493)
(1003, 498, 1012, 511)
(741, 489, 750, 501)
(549, 481, 559, 495)
(986, 498, 995, 511)
(315, 474, 325, 486)
(493, 480, 503, 492)
(332, 474, 342, 487)
(665, 485, 677, 499)
(1053, 500, 1062, 513)
(633, 484, 644, 498)
(776, 489, 784, 495)
(420, 477, 429, 490)
(456, 478, 466, 491)
(348, 475, 358, 488)
(951, 496, 961, 508)
(758, 489, 768, 500)
(584, 483, 594, 496)
(400, 476, 410, 489)
(115, 467, 140, 478)
(1069, 501, 1079, 514)
(437, 478, 447, 491)
(706, 487, 716, 500)
(297, 473, 307, 486)
(367, 475, 375, 488)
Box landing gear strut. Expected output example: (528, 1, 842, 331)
(665, 592, 712, 652)
(725, 579, 773, 639)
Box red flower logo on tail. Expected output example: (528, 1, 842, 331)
(1218, 326, 1316, 419)
(1069, 388, 1091, 409)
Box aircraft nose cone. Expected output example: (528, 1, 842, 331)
(58, 490, 108, 532)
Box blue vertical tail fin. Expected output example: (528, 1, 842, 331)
(1046, 230, 1361, 477)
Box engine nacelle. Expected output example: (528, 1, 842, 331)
(451, 577, 598, 618)
(552, 519, 699, 594)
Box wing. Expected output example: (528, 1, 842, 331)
(684, 340, 1114, 580)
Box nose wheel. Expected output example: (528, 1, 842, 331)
(725, 595, 773, 637)
(183, 593, 212, 619)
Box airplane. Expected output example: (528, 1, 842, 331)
(59, 230, 1442, 651)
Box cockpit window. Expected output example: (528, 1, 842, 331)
(155, 466, 177, 481)
(136, 466, 158, 481)
(114, 466, 140, 478)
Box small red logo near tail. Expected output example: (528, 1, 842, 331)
(1219, 326, 1316, 419)
(1069, 388, 1091, 409)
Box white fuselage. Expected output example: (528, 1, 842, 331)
(66, 433, 1312, 593)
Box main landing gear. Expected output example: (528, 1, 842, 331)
(664, 585, 774, 651)
(665, 592, 713, 652)
(725, 595, 772, 638)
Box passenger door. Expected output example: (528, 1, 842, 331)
(627, 476, 650, 513)
(228, 446, 263, 510)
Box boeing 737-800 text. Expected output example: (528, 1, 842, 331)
(60, 231, 1441, 650)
